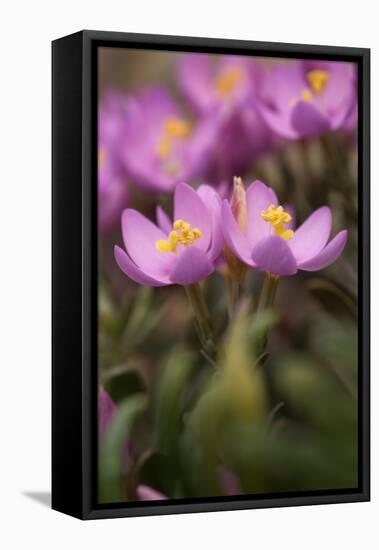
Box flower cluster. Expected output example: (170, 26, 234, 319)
(115, 178, 347, 284)
(99, 55, 357, 229)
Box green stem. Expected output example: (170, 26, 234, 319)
(256, 272, 279, 355)
(225, 276, 241, 320)
(258, 272, 279, 311)
(184, 283, 216, 359)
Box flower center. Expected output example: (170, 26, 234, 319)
(290, 87, 313, 107)
(290, 70, 329, 107)
(215, 67, 244, 98)
(307, 69, 329, 94)
(157, 118, 191, 161)
(155, 219, 202, 253)
(261, 204, 294, 241)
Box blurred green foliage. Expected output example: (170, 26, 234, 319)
(98, 284, 358, 501)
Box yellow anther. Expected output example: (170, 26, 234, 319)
(157, 138, 171, 160)
(261, 204, 294, 241)
(301, 89, 313, 103)
(290, 88, 313, 107)
(156, 218, 202, 253)
(215, 67, 244, 98)
(173, 219, 183, 230)
(156, 230, 179, 253)
(173, 219, 190, 231)
(156, 240, 174, 253)
(157, 118, 191, 160)
(307, 69, 329, 94)
(165, 119, 191, 138)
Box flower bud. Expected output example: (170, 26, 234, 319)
(230, 176, 247, 232)
(224, 177, 248, 283)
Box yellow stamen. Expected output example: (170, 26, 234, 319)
(215, 67, 244, 98)
(156, 219, 202, 253)
(165, 119, 191, 138)
(157, 118, 191, 160)
(301, 88, 313, 103)
(290, 88, 313, 107)
(261, 204, 294, 241)
(307, 69, 329, 94)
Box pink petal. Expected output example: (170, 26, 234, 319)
(169, 247, 214, 285)
(138, 86, 180, 128)
(266, 63, 306, 111)
(174, 182, 211, 252)
(156, 205, 172, 234)
(246, 180, 278, 247)
(290, 101, 330, 137)
(289, 206, 332, 263)
(283, 204, 296, 231)
(331, 93, 356, 130)
(298, 230, 348, 271)
(176, 54, 214, 114)
(114, 245, 169, 286)
(221, 200, 255, 266)
(217, 466, 242, 496)
(197, 184, 223, 261)
(256, 103, 298, 139)
(251, 235, 298, 276)
(137, 485, 167, 501)
(183, 114, 223, 181)
(122, 209, 175, 280)
(310, 61, 356, 123)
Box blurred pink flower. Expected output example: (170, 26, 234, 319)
(120, 87, 220, 192)
(256, 60, 356, 139)
(137, 467, 241, 501)
(177, 54, 275, 177)
(98, 387, 117, 436)
(137, 485, 167, 501)
(217, 465, 242, 496)
(98, 92, 129, 231)
(177, 54, 256, 114)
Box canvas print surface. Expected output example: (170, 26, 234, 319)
(97, 47, 358, 505)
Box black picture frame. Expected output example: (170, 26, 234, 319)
(52, 30, 370, 520)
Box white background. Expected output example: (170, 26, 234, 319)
(0, 1, 376, 548)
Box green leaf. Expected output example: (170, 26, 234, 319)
(102, 369, 145, 404)
(179, 308, 271, 496)
(121, 287, 167, 353)
(154, 350, 195, 457)
(306, 277, 357, 320)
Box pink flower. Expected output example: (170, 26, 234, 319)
(137, 485, 167, 501)
(177, 54, 275, 177)
(256, 60, 356, 139)
(177, 54, 257, 114)
(120, 87, 220, 192)
(98, 388, 117, 436)
(137, 467, 241, 501)
(98, 92, 129, 231)
(114, 183, 222, 286)
(222, 180, 347, 277)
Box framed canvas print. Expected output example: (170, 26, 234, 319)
(52, 30, 370, 520)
